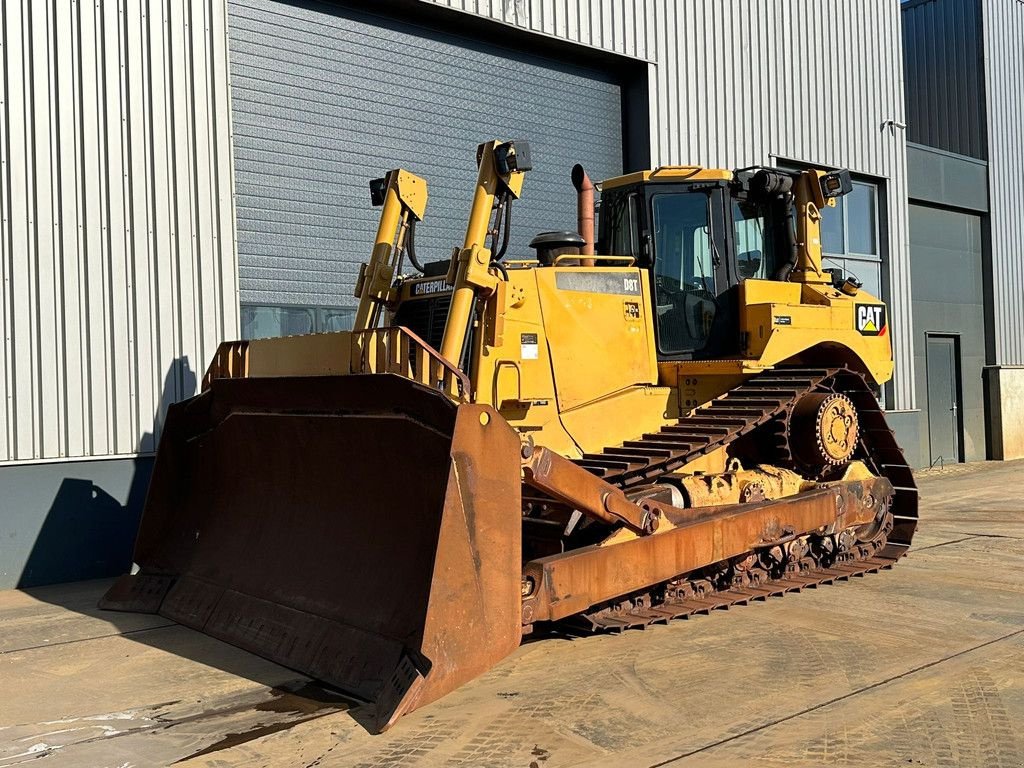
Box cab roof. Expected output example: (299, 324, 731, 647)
(601, 166, 733, 190)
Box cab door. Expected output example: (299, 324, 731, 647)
(646, 185, 733, 359)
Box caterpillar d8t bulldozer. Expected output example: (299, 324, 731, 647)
(102, 140, 917, 732)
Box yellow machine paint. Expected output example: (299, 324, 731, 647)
(105, 139, 912, 733)
(197, 141, 897, 540)
(227, 147, 892, 456)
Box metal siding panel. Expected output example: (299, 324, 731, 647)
(125, 0, 154, 454)
(622, 0, 634, 59)
(57, 1, 86, 459)
(102, 0, 133, 455)
(565, 1, 578, 43)
(149, 0, 179, 424)
(36, 3, 63, 459)
(417, 0, 648, 60)
(94, 0, 113, 452)
(169, 0, 199, 410)
(78, 0, 106, 456)
(901, 0, 985, 158)
(983, 0, 1024, 365)
(0, 0, 236, 464)
(8, 2, 39, 460)
(227, 0, 623, 308)
(0, 4, 18, 461)
(189, 0, 218, 365)
(658, 0, 675, 165)
(210, 0, 240, 348)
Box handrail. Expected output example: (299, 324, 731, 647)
(202, 340, 249, 391)
(351, 326, 470, 402)
(201, 327, 470, 402)
(552, 254, 636, 266)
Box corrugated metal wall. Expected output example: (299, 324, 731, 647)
(227, 0, 623, 309)
(0, 0, 238, 464)
(901, 0, 986, 159)
(422, 0, 915, 409)
(420, 0, 653, 60)
(1, 0, 923, 466)
(982, 0, 1024, 366)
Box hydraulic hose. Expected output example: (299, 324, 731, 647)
(774, 197, 799, 281)
(493, 193, 513, 261)
(405, 218, 427, 274)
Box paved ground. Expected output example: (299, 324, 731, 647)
(2, 460, 1023, 767)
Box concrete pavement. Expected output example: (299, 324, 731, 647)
(2, 460, 1022, 767)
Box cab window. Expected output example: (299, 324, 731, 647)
(601, 190, 641, 260)
(651, 193, 717, 354)
(732, 199, 777, 280)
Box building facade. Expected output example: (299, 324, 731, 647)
(900, 0, 1024, 468)
(0, 0, 237, 588)
(0, 0, 1018, 588)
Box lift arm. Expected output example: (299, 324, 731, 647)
(790, 169, 852, 284)
(438, 140, 531, 367)
(745, 167, 852, 285)
(352, 169, 428, 332)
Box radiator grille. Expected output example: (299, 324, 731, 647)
(393, 294, 452, 351)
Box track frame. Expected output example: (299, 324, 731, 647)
(519, 366, 918, 632)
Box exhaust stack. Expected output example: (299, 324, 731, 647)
(571, 164, 596, 267)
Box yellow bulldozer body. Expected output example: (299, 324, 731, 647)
(103, 140, 916, 732)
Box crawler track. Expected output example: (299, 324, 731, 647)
(564, 367, 918, 631)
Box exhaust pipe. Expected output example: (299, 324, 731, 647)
(571, 164, 596, 267)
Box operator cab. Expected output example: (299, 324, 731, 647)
(598, 167, 792, 361)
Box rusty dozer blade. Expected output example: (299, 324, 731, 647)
(100, 374, 523, 732)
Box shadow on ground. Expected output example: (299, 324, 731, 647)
(16, 357, 197, 589)
(13, 354, 416, 740)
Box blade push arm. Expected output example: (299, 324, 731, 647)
(353, 169, 428, 332)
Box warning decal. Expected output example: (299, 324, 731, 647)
(856, 304, 887, 336)
(521, 333, 539, 360)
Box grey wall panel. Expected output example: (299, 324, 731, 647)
(909, 204, 986, 463)
(426, 0, 915, 410)
(0, 0, 238, 464)
(227, 0, 623, 308)
(884, 410, 925, 470)
(902, 0, 986, 158)
(0, 456, 152, 589)
(981, 0, 1024, 366)
(907, 143, 989, 212)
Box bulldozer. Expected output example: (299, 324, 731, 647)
(101, 140, 917, 732)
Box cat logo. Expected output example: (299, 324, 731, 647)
(856, 304, 887, 336)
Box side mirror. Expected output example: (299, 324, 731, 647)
(737, 249, 762, 279)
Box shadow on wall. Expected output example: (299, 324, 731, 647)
(16, 357, 197, 588)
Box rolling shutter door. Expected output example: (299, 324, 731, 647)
(227, 0, 625, 312)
